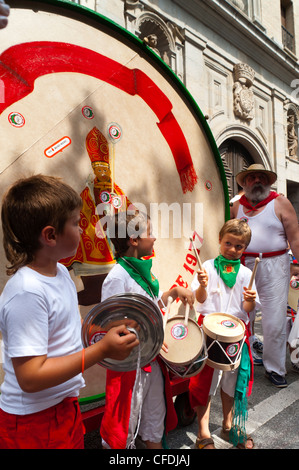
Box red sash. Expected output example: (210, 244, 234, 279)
(239, 191, 279, 214)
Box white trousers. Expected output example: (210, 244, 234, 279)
(102, 361, 165, 450)
(245, 253, 290, 376)
(127, 360, 165, 446)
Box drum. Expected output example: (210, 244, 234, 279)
(203, 313, 245, 371)
(81, 293, 164, 372)
(0, 1, 228, 401)
(159, 316, 207, 378)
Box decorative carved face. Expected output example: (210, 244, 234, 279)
(92, 162, 111, 182)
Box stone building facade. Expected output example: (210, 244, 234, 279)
(73, 0, 299, 216)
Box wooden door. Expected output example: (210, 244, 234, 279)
(219, 139, 254, 199)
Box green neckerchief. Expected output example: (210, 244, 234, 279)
(214, 255, 241, 288)
(229, 343, 251, 447)
(117, 256, 159, 299)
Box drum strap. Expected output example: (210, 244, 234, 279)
(216, 278, 235, 313)
(126, 328, 143, 449)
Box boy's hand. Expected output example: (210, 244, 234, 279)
(175, 286, 194, 306)
(100, 325, 139, 361)
(243, 287, 256, 303)
(197, 269, 208, 288)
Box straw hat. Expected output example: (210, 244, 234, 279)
(236, 164, 277, 187)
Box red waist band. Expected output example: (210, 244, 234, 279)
(242, 249, 288, 259)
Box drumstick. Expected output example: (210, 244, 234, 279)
(163, 296, 173, 331)
(189, 236, 203, 271)
(184, 302, 190, 326)
(248, 257, 260, 289)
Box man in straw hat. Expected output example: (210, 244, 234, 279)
(231, 164, 299, 388)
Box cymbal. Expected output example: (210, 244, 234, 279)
(81, 293, 164, 371)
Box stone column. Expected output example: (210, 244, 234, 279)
(272, 88, 287, 194)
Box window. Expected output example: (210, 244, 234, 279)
(281, 0, 295, 54)
(228, 0, 263, 28)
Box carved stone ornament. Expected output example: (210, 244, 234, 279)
(231, 0, 246, 11)
(287, 112, 298, 159)
(233, 63, 255, 121)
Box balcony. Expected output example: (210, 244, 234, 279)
(282, 25, 295, 54)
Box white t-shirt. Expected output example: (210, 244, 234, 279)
(101, 263, 163, 306)
(0, 263, 85, 415)
(191, 259, 260, 324)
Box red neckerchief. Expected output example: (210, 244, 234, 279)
(239, 191, 279, 214)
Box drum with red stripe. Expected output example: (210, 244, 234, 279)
(0, 0, 229, 402)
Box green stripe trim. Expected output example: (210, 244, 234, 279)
(79, 392, 105, 405)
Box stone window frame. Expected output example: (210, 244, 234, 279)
(228, 0, 263, 29)
(136, 11, 176, 68)
(124, 3, 185, 81)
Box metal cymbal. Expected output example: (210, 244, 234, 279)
(81, 293, 164, 371)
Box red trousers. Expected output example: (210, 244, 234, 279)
(0, 397, 85, 449)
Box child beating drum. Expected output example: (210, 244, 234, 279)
(189, 219, 260, 449)
(100, 209, 194, 449)
(0, 175, 139, 449)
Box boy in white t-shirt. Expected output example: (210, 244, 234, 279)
(100, 210, 194, 449)
(189, 219, 258, 449)
(0, 175, 138, 449)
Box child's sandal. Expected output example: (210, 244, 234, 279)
(220, 425, 254, 449)
(195, 437, 215, 449)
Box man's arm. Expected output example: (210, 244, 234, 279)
(230, 200, 239, 219)
(276, 196, 299, 261)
